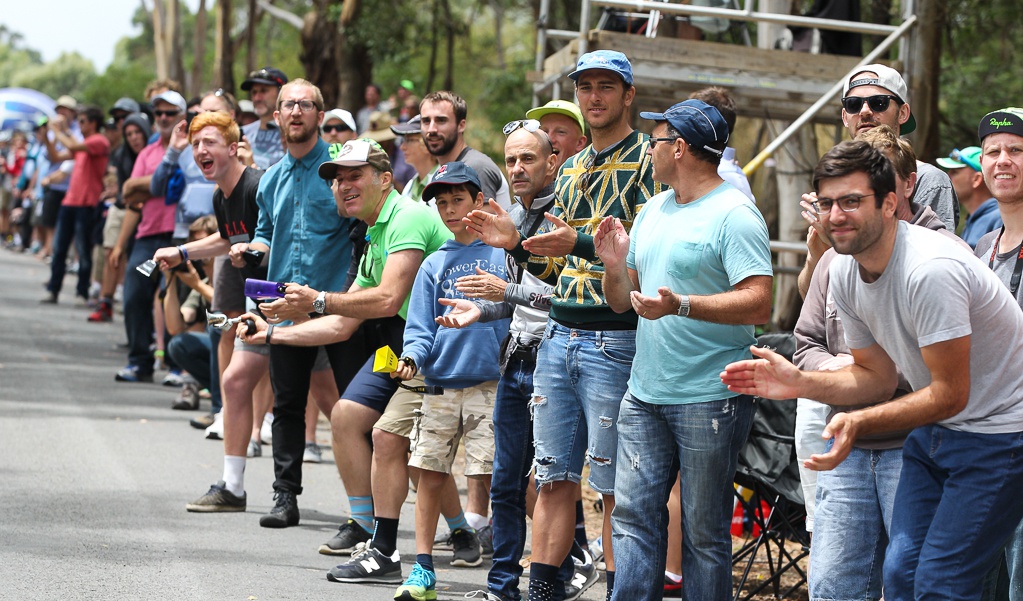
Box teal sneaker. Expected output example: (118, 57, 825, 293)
(393, 563, 437, 601)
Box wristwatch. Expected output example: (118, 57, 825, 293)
(313, 290, 327, 314)
(676, 294, 691, 317)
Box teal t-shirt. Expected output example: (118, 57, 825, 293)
(355, 189, 452, 319)
(626, 183, 772, 404)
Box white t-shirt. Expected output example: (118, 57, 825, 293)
(830, 221, 1023, 433)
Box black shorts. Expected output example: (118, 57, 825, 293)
(41, 188, 65, 228)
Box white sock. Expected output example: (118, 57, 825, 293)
(223, 455, 246, 497)
(465, 511, 489, 530)
(665, 570, 682, 583)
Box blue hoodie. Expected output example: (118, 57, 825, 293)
(402, 239, 511, 388)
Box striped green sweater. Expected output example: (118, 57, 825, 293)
(511, 129, 662, 327)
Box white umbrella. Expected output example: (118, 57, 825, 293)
(0, 88, 56, 131)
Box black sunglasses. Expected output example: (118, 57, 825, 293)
(841, 95, 901, 114)
(154, 110, 181, 118)
(322, 124, 351, 134)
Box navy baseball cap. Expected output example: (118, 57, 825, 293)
(568, 50, 633, 86)
(421, 162, 483, 202)
(640, 99, 729, 156)
(978, 107, 1023, 141)
(241, 66, 289, 91)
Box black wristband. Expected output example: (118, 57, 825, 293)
(265, 324, 275, 345)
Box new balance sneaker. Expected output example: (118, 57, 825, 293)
(394, 562, 437, 601)
(115, 364, 154, 383)
(303, 441, 322, 463)
(259, 490, 299, 528)
(326, 543, 402, 584)
(247, 439, 262, 458)
(319, 519, 372, 555)
(463, 591, 508, 601)
(450, 528, 482, 567)
(663, 573, 683, 597)
(564, 553, 598, 601)
(205, 412, 224, 440)
(477, 524, 494, 558)
(185, 481, 246, 512)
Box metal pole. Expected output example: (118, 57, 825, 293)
(579, 0, 592, 58)
(533, 0, 552, 106)
(742, 14, 918, 176)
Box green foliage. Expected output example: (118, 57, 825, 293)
(80, 64, 157, 109)
(938, 0, 1023, 150)
(11, 52, 97, 101)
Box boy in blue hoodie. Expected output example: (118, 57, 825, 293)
(391, 162, 510, 601)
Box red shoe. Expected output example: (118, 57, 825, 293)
(664, 573, 682, 597)
(87, 303, 112, 322)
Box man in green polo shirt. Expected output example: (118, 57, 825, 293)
(239, 138, 450, 583)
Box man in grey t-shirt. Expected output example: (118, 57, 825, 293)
(723, 140, 1023, 601)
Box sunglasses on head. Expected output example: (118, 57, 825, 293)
(322, 124, 350, 134)
(503, 119, 554, 154)
(841, 94, 901, 114)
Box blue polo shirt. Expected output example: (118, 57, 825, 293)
(251, 139, 355, 291)
(961, 197, 1002, 249)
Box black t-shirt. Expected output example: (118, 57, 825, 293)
(213, 167, 265, 279)
(214, 167, 263, 244)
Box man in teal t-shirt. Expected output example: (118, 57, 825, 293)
(594, 100, 773, 601)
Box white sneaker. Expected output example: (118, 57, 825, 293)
(260, 412, 274, 444)
(303, 442, 322, 463)
(205, 412, 224, 440)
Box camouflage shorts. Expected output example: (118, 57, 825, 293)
(409, 381, 497, 476)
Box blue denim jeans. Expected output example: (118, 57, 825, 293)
(611, 394, 755, 601)
(885, 425, 1023, 601)
(167, 331, 212, 389)
(122, 233, 172, 373)
(47, 205, 95, 299)
(531, 321, 635, 494)
(207, 326, 222, 414)
(809, 445, 902, 601)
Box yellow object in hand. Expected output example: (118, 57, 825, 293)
(373, 346, 400, 373)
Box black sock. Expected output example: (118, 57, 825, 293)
(416, 553, 434, 573)
(371, 517, 399, 556)
(575, 500, 588, 548)
(528, 562, 560, 601)
(570, 539, 586, 563)
(605, 570, 615, 601)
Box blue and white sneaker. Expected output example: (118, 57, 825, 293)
(394, 562, 437, 601)
(115, 364, 153, 383)
(326, 542, 402, 584)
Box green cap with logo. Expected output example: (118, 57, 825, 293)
(978, 107, 1023, 141)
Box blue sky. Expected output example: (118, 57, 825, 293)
(3, 0, 201, 72)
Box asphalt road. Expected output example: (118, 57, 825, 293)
(0, 248, 605, 601)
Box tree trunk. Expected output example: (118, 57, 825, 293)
(152, 0, 169, 80)
(300, 3, 343, 108)
(907, 0, 944, 161)
(191, 0, 208, 95)
(426, 0, 440, 92)
(246, 0, 258, 72)
(168, 0, 186, 87)
(214, 0, 236, 93)
(489, 0, 506, 70)
(440, 0, 455, 90)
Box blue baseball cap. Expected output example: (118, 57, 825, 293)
(568, 50, 633, 86)
(422, 162, 483, 202)
(640, 99, 729, 156)
(936, 146, 981, 172)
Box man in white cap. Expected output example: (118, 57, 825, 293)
(321, 109, 358, 145)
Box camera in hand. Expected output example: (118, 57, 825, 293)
(243, 249, 266, 268)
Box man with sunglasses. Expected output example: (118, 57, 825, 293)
(593, 99, 772, 601)
(466, 50, 661, 601)
(840, 64, 958, 232)
(939, 145, 999, 248)
(240, 66, 289, 169)
(723, 139, 1023, 601)
(237, 138, 450, 581)
(321, 109, 358, 146)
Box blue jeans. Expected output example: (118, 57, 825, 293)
(207, 326, 222, 414)
(611, 394, 755, 601)
(809, 445, 902, 601)
(885, 425, 1023, 601)
(122, 233, 172, 373)
(47, 205, 95, 299)
(167, 331, 212, 389)
(531, 321, 635, 494)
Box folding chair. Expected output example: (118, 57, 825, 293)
(731, 331, 810, 601)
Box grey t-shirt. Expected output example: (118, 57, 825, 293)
(241, 120, 285, 170)
(913, 161, 959, 232)
(975, 229, 1023, 307)
(831, 221, 1023, 434)
(457, 146, 512, 211)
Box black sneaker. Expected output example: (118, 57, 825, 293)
(450, 527, 482, 567)
(326, 543, 402, 583)
(319, 519, 371, 555)
(564, 553, 598, 601)
(259, 490, 299, 528)
(477, 524, 494, 558)
(433, 530, 453, 552)
(185, 481, 246, 512)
